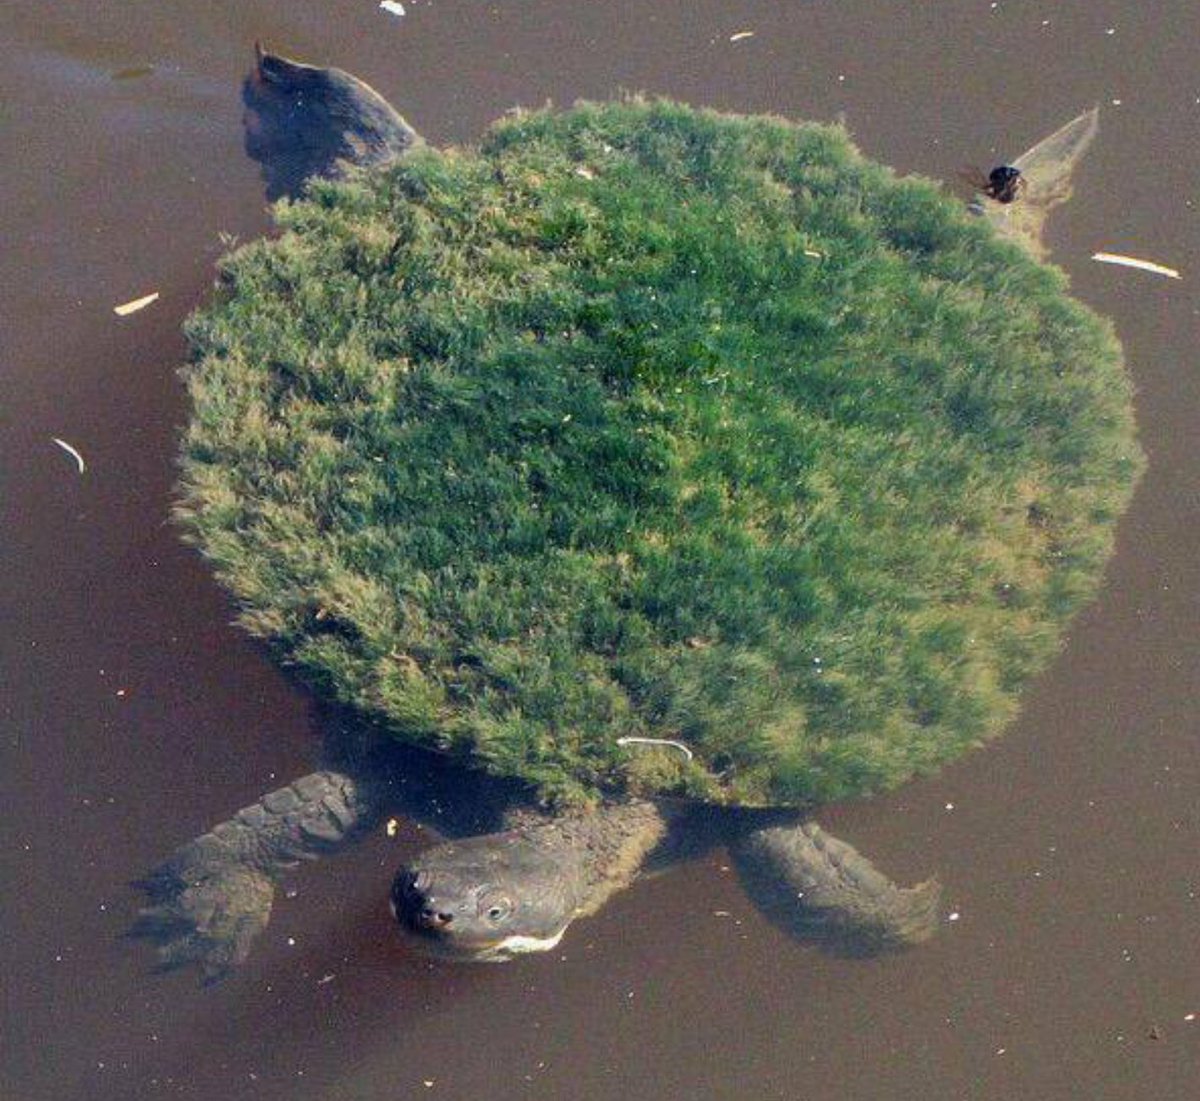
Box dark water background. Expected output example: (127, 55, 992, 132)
(2, 2, 1197, 1098)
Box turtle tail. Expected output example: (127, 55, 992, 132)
(730, 821, 942, 954)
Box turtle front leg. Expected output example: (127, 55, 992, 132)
(131, 770, 379, 981)
(730, 821, 941, 953)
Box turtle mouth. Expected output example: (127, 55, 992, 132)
(388, 890, 494, 960)
(389, 894, 567, 962)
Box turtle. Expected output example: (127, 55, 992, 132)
(132, 48, 1136, 980)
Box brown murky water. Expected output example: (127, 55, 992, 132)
(3, 2, 1197, 1098)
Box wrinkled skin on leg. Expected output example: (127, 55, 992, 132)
(131, 770, 380, 982)
(132, 856, 275, 982)
(243, 44, 421, 200)
(730, 821, 941, 953)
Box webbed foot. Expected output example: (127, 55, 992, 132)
(132, 839, 276, 983)
(731, 821, 941, 955)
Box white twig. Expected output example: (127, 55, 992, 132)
(1091, 252, 1181, 279)
(51, 437, 86, 474)
(113, 291, 160, 316)
(616, 736, 695, 761)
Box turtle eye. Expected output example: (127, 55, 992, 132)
(484, 898, 512, 923)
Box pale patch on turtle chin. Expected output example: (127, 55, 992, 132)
(473, 926, 569, 962)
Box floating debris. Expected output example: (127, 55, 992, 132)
(112, 65, 155, 81)
(729, 31, 756, 43)
(317, 973, 336, 985)
(386, 818, 400, 837)
(51, 437, 86, 474)
(113, 291, 160, 316)
(1091, 252, 1181, 279)
(616, 735, 695, 761)
(380, 1, 406, 17)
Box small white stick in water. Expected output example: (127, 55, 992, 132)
(113, 291, 160, 316)
(51, 437, 86, 474)
(616, 736, 695, 761)
(1091, 252, 1181, 279)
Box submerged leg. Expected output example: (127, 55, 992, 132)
(243, 44, 422, 200)
(731, 821, 941, 954)
(131, 770, 380, 981)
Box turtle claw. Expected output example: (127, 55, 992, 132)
(878, 876, 943, 946)
(131, 860, 275, 983)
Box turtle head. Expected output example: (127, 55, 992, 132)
(391, 833, 581, 962)
(243, 43, 420, 200)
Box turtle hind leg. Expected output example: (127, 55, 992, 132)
(730, 821, 941, 955)
(242, 46, 422, 201)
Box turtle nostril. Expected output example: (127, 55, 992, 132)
(419, 906, 453, 926)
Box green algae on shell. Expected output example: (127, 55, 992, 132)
(178, 99, 1143, 807)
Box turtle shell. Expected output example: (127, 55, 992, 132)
(179, 100, 1141, 806)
